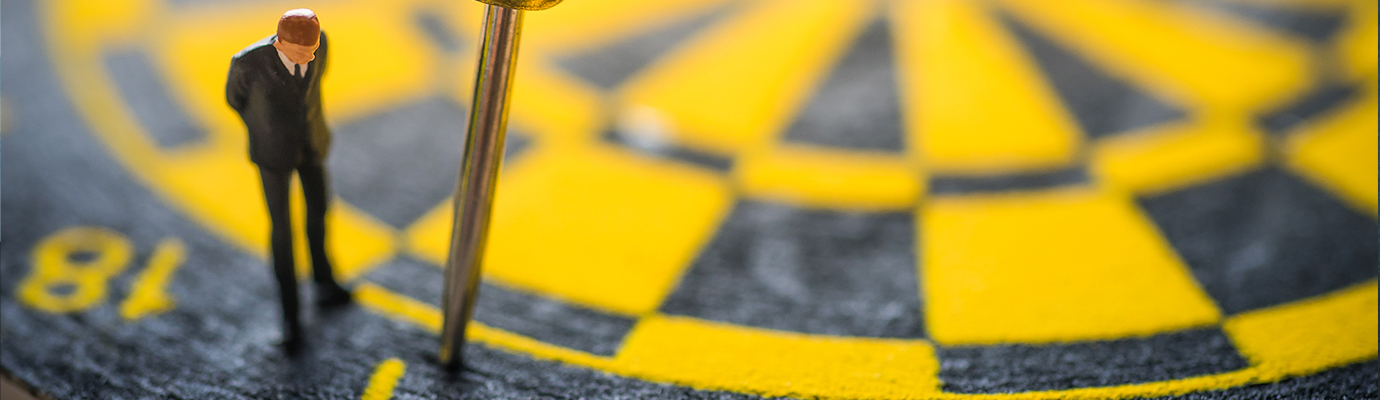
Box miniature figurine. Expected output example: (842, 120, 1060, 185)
(225, 8, 351, 352)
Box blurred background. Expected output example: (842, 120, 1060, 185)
(1, 0, 1377, 398)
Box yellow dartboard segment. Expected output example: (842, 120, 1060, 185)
(922, 189, 1221, 344)
(1284, 94, 1379, 216)
(893, 0, 1081, 174)
(16, 0, 1377, 398)
(619, 0, 873, 155)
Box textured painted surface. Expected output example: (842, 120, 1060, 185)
(3, 0, 1377, 398)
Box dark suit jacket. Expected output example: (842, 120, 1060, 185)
(226, 32, 330, 171)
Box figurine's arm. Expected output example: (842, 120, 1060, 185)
(317, 32, 329, 77)
(225, 58, 249, 113)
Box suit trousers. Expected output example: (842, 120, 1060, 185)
(258, 153, 337, 332)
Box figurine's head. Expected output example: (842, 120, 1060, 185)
(273, 9, 320, 64)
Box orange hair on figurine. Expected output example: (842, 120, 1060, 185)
(273, 9, 320, 64)
(276, 9, 319, 46)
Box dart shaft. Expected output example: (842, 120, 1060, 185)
(440, 3, 524, 369)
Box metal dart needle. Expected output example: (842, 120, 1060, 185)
(440, 0, 563, 369)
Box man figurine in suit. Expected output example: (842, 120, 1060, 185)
(225, 8, 351, 352)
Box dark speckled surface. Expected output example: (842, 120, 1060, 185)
(781, 19, 905, 152)
(329, 96, 533, 228)
(2, 0, 1376, 397)
(662, 200, 924, 338)
(556, 5, 733, 89)
(1138, 167, 1377, 315)
(938, 328, 1249, 393)
(363, 257, 637, 356)
(1002, 13, 1185, 140)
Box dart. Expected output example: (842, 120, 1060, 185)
(440, 0, 565, 369)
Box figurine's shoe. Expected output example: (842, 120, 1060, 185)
(316, 281, 353, 307)
(276, 325, 304, 354)
(279, 334, 303, 354)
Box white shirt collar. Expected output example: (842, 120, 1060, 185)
(274, 38, 308, 76)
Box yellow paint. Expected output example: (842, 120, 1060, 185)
(437, 0, 486, 40)
(356, 276, 1378, 400)
(160, 3, 300, 155)
(1093, 119, 1264, 196)
(1285, 93, 1379, 216)
(318, 3, 439, 119)
(893, 0, 1081, 173)
(468, 321, 622, 368)
(361, 358, 406, 400)
(999, 0, 1311, 113)
(1226, 280, 1378, 381)
(491, 145, 734, 314)
(355, 283, 619, 366)
(161, 0, 442, 122)
(331, 206, 399, 282)
(120, 238, 186, 321)
(736, 146, 922, 210)
(617, 315, 940, 399)
(404, 204, 453, 267)
(49, 0, 156, 47)
(923, 189, 1221, 344)
(507, 63, 605, 144)
(620, 0, 872, 154)
(1335, 0, 1378, 81)
(356, 283, 442, 333)
(40, 0, 1379, 398)
(525, 0, 733, 56)
(19, 227, 133, 313)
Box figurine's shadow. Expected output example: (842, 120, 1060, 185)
(276, 305, 355, 384)
(265, 291, 396, 395)
(260, 285, 524, 397)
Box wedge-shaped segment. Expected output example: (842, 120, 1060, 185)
(1285, 96, 1379, 216)
(1226, 281, 1378, 380)
(620, 0, 872, 154)
(923, 189, 1221, 344)
(618, 315, 940, 399)
(893, 0, 1081, 173)
(412, 145, 732, 314)
(999, 0, 1311, 112)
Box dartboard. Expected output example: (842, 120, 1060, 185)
(1, 0, 1376, 398)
